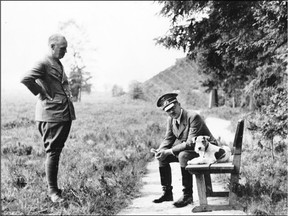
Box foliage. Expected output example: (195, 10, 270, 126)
(239, 135, 288, 215)
(155, 1, 287, 102)
(111, 84, 125, 97)
(244, 54, 287, 159)
(58, 19, 94, 102)
(69, 63, 92, 102)
(128, 80, 145, 100)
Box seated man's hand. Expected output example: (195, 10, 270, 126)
(155, 149, 173, 161)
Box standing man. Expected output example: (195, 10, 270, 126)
(153, 92, 217, 208)
(20, 34, 76, 203)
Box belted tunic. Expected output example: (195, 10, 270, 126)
(21, 55, 76, 122)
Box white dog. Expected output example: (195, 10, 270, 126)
(187, 136, 232, 165)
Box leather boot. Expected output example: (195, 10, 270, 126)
(173, 167, 193, 208)
(46, 150, 61, 195)
(153, 186, 173, 203)
(153, 166, 173, 203)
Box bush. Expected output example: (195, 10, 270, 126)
(128, 81, 145, 100)
(111, 84, 125, 97)
(238, 60, 288, 215)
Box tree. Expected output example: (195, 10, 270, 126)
(128, 80, 145, 100)
(58, 19, 95, 102)
(69, 63, 92, 102)
(155, 1, 287, 106)
(112, 84, 125, 97)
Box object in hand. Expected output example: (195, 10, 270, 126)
(150, 148, 158, 154)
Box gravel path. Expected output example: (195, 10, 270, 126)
(118, 117, 246, 215)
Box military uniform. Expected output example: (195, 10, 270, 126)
(21, 55, 76, 196)
(154, 93, 217, 207)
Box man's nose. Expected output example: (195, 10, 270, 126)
(167, 108, 174, 113)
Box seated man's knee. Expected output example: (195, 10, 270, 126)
(178, 151, 199, 167)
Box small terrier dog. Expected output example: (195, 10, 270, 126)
(187, 136, 232, 165)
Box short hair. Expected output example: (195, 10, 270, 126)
(48, 34, 66, 46)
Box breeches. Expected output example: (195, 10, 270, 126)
(37, 121, 72, 153)
(158, 150, 199, 168)
(37, 121, 72, 194)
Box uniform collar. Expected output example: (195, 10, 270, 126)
(176, 108, 183, 124)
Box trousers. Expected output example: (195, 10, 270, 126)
(37, 121, 72, 194)
(158, 150, 199, 195)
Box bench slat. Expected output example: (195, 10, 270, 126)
(186, 162, 235, 173)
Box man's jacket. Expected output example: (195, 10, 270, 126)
(159, 109, 217, 154)
(20, 55, 76, 122)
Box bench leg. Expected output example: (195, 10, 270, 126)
(229, 173, 239, 205)
(204, 173, 213, 196)
(192, 172, 244, 213)
(192, 174, 212, 212)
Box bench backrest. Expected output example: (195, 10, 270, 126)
(232, 119, 244, 173)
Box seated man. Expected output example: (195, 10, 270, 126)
(153, 92, 218, 208)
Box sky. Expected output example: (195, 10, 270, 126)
(1, 1, 185, 93)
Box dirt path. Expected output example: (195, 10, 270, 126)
(118, 117, 246, 215)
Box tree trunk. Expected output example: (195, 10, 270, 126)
(209, 89, 218, 108)
(232, 96, 236, 108)
(249, 93, 255, 111)
(78, 87, 82, 102)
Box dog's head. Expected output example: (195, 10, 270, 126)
(193, 136, 211, 153)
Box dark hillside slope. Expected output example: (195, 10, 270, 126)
(142, 58, 209, 108)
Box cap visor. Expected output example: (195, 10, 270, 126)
(164, 103, 174, 111)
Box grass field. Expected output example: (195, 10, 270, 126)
(1, 91, 168, 215)
(2, 90, 287, 215)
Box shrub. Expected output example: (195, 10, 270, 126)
(2, 142, 33, 156)
(128, 80, 145, 100)
(111, 84, 125, 97)
(238, 60, 288, 215)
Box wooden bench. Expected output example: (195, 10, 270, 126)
(186, 119, 244, 212)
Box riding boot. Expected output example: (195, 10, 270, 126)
(153, 166, 173, 203)
(173, 167, 193, 208)
(46, 150, 62, 195)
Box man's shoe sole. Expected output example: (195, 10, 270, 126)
(153, 198, 173, 203)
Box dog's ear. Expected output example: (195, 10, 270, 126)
(203, 136, 211, 142)
(192, 136, 197, 143)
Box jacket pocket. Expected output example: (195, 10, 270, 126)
(42, 94, 65, 109)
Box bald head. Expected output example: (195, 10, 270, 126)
(48, 34, 68, 59)
(48, 34, 66, 46)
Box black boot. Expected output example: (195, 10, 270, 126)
(153, 166, 173, 203)
(153, 186, 173, 203)
(173, 167, 193, 208)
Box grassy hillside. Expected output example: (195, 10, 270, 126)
(142, 57, 209, 109)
